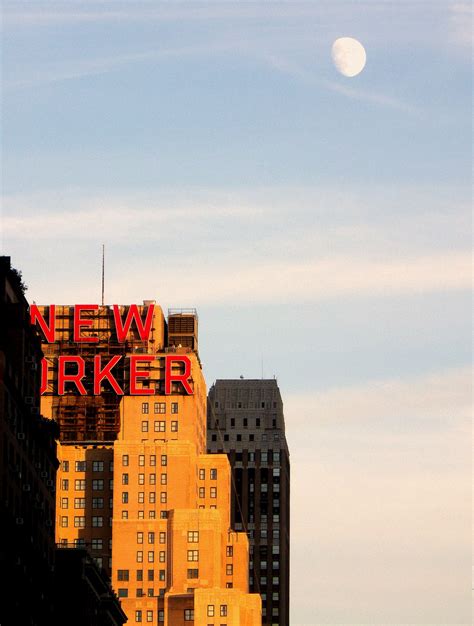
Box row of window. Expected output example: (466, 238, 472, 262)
(198, 468, 218, 480)
(62, 460, 112, 472)
(198, 487, 217, 498)
(122, 454, 167, 467)
(122, 472, 167, 485)
(60, 497, 110, 509)
(60, 537, 110, 550)
(135, 552, 165, 564)
(60, 516, 109, 528)
(207, 604, 228, 617)
(141, 402, 178, 414)
(122, 510, 168, 519)
(141, 420, 178, 433)
(211, 433, 281, 443)
(63, 479, 112, 491)
(214, 401, 278, 409)
(122, 491, 167, 504)
(117, 564, 167, 580)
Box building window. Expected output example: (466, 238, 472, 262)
(207, 605, 215, 617)
(226, 564, 233, 575)
(117, 569, 129, 581)
(61, 479, 69, 490)
(148, 532, 155, 544)
(210, 468, 217, 480)
(75, 461, 86, 472)
(122, 510, 128, 519)
(122, 454, 129, 466)
(136, 569, 143, 581)
(92, 497, 103, 509)
(187, 531, 199, 543)
(210, 487, 217, 498)
(138, 492, 144, 504)
(159, 569, 165, 581)
(60, 516, 68, 527)
(62, 460, 69, 472)
(171, 420, 178, 432)
(187, 568, 198, 579)
(158, 610, 164, 622)
(199, 487, 205, 498)
(159, 550, 165, 562)
(148, 569, 154, 581)
(92, 516, 103, 527)
(139, 455, 145, 466)
(92, 479, 103, 491)
(220, 605, 228, 617)
(161, 455, 167, 466)
(74, 516, 85, 528)
(199, 468, 205, 480)
(92, 538, 103, 550)
(149, 473, 156, 485)
(226, 546, 233, 557)
(138, 473, 145, 485)
(92, 461, 104, 472)
(122, 473, 129, 485)
(135, 610, 142, 622)
(187, 550, 198, 561)
(159, 532, 166, 544)
(154, 420, 165, 432)
(137, 532, 143, 544)
(141, 420, 149, 432)
(61, 497, 68, 509)
(148, 551, 154, 563)
(149, 492, 156, 504)
(160, 511, 168, 519)
(142, 402, 149, 414)
(184, 609, 194, 621)
(137, 551, 143, 563)
(161, 473, 167, 485)
(171, 402, 178, 414)
(150, 455, 156, 466)
(149, 510, 156, 519)
(146, 610, 153, 622)
(74, 538, 85, 547)
(154, 402, 166, 414)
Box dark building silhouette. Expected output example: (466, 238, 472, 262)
(0, 256, 127, 626)
(0, 256, 59, 626)
(54, 546, 127, 626)
(207, 379, 290, 626)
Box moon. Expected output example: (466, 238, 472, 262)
(331, 37, 366, 77)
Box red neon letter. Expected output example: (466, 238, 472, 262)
(31, 304, 55, 343)
(164, 356, 193, 395)
(40, 358, 49, 395)
(74, 304, 99, 342)
(129, 355, 154, 395)
(113, 304, 155, 343)
(94, 355, 124, 395)
(58, 356, 87, 395)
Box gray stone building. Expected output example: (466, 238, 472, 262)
(207, 378, 290, 626)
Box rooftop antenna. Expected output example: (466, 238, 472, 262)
(101, 244, 105, 306)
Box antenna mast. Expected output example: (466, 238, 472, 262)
(101, 244, 105, 306)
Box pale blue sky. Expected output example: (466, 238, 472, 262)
(1, 1, 472, 624)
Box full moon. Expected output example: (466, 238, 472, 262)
(331, 37, 366, 77)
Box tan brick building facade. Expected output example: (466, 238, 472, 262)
(38, 302, 261, 625)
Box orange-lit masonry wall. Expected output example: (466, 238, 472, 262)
(38, 302, 261, 625)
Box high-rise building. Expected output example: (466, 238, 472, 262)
(207, 379, 290, 626)
(37, 302, 261, 625)
(0, 256, 59, 626)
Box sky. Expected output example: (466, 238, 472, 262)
(1, 1, 472, 624)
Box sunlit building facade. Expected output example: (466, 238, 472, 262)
(37, 301, 261, 625)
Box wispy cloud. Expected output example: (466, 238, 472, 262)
(287, 365, 471, 623)
(449, 2, 473, 47)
